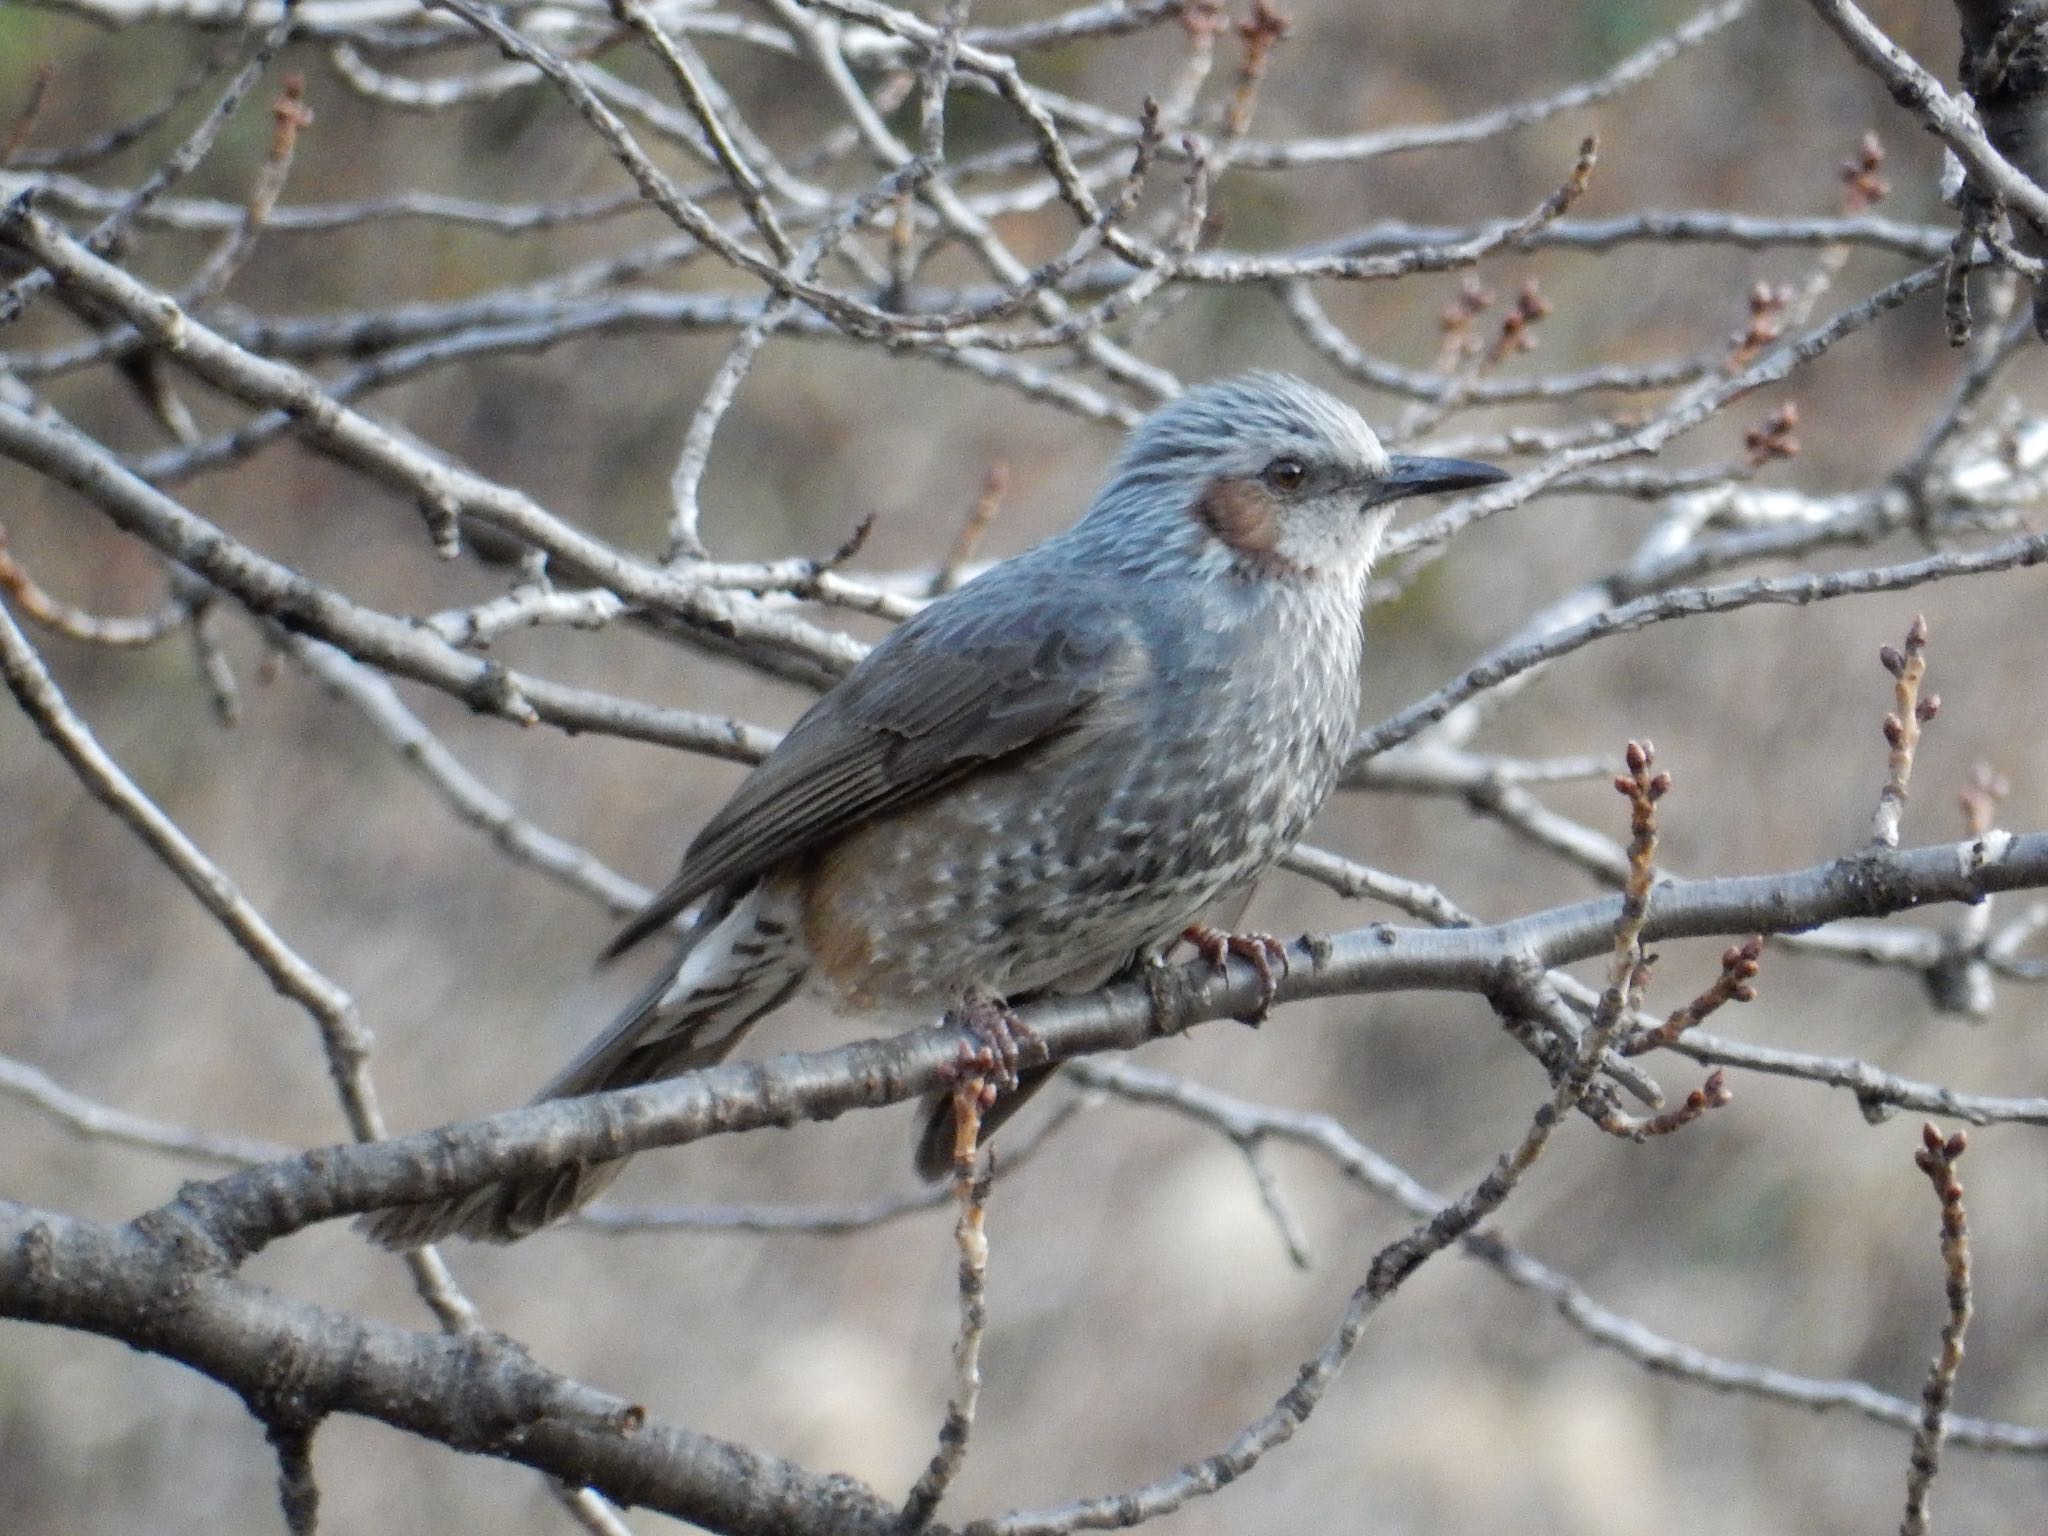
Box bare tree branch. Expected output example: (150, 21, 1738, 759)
(6, 1, 2048, 1527)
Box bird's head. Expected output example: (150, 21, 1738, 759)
(1079, 371, 1507, 585)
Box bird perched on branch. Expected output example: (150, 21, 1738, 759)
(362, 371, 1505, 1247)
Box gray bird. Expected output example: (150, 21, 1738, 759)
(362, 371, 1504, 1247)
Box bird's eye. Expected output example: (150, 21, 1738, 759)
(1261, 457, 1307, 491)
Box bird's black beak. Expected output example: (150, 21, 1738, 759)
(1367, 454, 1511, 506)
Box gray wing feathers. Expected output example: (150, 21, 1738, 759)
(606, 583, 1136, 959)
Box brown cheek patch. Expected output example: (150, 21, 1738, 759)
(1192, 475, 1282, 557)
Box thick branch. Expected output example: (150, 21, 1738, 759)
(0, 1203, 906, 1535)
(141, 829, 2048, 1261)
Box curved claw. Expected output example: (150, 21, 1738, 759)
(942, 990, 1044, 1094)
(1180, 923, 1290, 1024)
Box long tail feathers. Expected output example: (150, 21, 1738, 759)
(359, 886, 804, 1247)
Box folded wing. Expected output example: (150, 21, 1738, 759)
(605, 580, 1139, 958)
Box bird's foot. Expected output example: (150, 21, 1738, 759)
(943, 990, 1042, 1095)
(1180, 923, 1290, 1024)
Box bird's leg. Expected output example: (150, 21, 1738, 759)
(1179, 923, 1290, 1024)
(942, 988, 1043, 1095)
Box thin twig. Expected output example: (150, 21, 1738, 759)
(0, 523, 192, 646)
(1871, 614, 1938, 849)
(1356, 535, 2043, 764)
(901, 1087, 992, 1529)
(265, 1419, 320, 1536)
(1073, 1059, 2048, 1454)
(1901, 1124, 1973, 1536)
(579, 1095, 1090, 1233)
(932, 463, 1008, 595)
(0, 1050, 294, 1167)
(0, 2, 301, 323)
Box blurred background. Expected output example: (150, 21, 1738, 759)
(3, 0, 2047, 1531)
